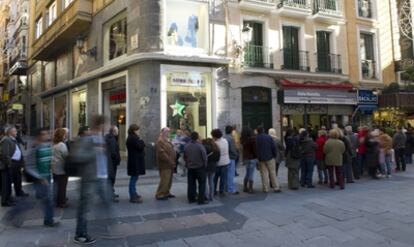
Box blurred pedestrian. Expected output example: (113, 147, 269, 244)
(324, 129, 345, 189)
(393, 126, 407, 172)
(51, 128, 69, 208)
(74, 115, 116, 245)
(344, 126, 359, 179)
(338, 128, 354, 183)
(184, 132, 207, 204)
(155, 127, 176, 200)
(232, 126, 241, 177)
(224, 126, 239, 195)
(212, 129, 229, 196)
(378, 128, 393, 178)
(256, 126, 281, 193)
(105, 125, 121, 201)
(357, 127, 368, 177)
(316, 130, 328, 184)
(126, 124, 146, 203)
(240, 127, 257, 193)
(299, 130, 317, 188)
(202, 138, 220, 201)
(366, 131, 380, 179)
(285, 129, 300, 190)
(24, 128, 59, 226)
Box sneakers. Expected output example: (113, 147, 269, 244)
(130, 195, 143, 203)
(74, 234, 96, 245)
(43, 221, 60, 227)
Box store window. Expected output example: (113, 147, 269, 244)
(44, 62, 55, 90)
(42, 98, 52, 129)
(164, 70, 212, 139)
(102, 76, 127, 151)
(103, 12, 127, 63)
(165, 0, 208, 52)
(54, 94, 67, 128)
(71, 89, 87, 138)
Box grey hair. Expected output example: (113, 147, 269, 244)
(345, 126, 353, 133)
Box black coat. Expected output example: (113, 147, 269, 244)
(105, 133, 121, 167)
(126, 133, 146, 176)
(365, 137, 379, 168)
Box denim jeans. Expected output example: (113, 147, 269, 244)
(244, 159, 257, 181)
(384, 154, 392, 175)
(76, 178, 115, 236)
(205, 172, 215, 200)
(129, 175, 139, 198)
(357, 153, 365, 176)
(227, 160, 237, 193)
(316, 160, 328, 183)
(300, 157, 315, 186)
(34, 178, 54, 224)
(214, 165, 228, 194)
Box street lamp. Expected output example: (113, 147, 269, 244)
(241, 24, 253, 44)
(76, 35, 97, 60)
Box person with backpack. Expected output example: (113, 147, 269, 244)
(240, 127, 257, 193)
(284, 129, 300, 190)
(202, 138, 220, 201)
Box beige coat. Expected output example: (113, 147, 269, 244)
(156, 137, 176, 170)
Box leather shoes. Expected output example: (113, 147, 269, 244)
(2, 202, 15, 207)
(16, 192, 29, 197)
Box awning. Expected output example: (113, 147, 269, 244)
(280, 79, 354, 91)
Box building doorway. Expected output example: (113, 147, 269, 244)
(242, 87, 272, 131)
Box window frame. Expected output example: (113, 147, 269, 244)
(103, 11, 128, 64)
(35, 17, 43, 39)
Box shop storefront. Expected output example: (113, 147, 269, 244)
(161, 65, 213, 139)
(353, 89, 378, 127)
(70, 89, 87, 138)
(278, 80, 357, 129)
(100, 73, 127, 152)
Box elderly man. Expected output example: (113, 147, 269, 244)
(105, 125, 121, 200)
(155, 127, 176, 200)
(0, 126, 28, 207)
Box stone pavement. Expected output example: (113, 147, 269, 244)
(1, 162, 414, 247)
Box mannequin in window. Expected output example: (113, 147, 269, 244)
(180, 108, 194, 132)
(167, 22, 183, 46)
(185, 15, 199, 48)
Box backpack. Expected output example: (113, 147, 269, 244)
(289, 137, 302, 159)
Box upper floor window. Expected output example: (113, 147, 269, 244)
(103, 12, 127, 63)
(62, 0, 74, 10)
(35, 17, 43, 39)
(165, 0, 209, 53)
(358, 0, 373, 18)
(47, 1, 57, 27)
(360, 32, 376, 80)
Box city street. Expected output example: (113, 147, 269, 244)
(1, 163, 414, 247)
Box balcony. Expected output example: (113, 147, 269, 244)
(238, 0, 276, 12)
(281, 48, 310, 72)
(276, 0, 312, 18)
(358, 0, 373, 19)
(243, 44, 274, 69)
(31, 0, 92, 60)
(312, 0, 344, 24)
(361, 60, 376, 80)
(315, 53, 342, 74)
(9, 58, 27, 76)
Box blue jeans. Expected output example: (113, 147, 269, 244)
(227, 160, 237, 193)
(205, 172, 215, 200)
(76, 179, 115, 236)
(244, 159, 256, 181)
(34, 179, 54, 224)
(129, 175, 139, 198)
(381, 154, 392, 175)
(214, 165, 228, 194)
(300, 157, 315, 186)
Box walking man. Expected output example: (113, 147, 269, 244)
(256, 127, 281, 193)
(184, 132, 207, 204)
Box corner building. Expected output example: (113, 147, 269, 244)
(28, 0, 229, 156)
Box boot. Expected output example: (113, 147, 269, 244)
(243, 179, 248, 192)
(248, 181, 254, 194)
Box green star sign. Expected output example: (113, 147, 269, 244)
(170, 100, 186, 117)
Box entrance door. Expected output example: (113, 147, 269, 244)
(242, 87, 272, 131)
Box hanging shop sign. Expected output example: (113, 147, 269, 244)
(278, 89, 357, 105)
(358, 90, 378, 104)
(169, 72, 205, 87)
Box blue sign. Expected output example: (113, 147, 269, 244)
(358, 90, 378, 104)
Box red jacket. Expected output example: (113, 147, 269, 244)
(316, 135, 328, 161)
(357, 130, 367, 154)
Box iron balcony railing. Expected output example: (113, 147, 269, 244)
(361, 60, 376, 80)
(278, 0, 310, 9)
(313, 0, 342, 15)
(281, 48, 310, 72)
(358, 0, 373, 18)
(315, 53, 342, 74)
(244, 44, 274, 69)
(243, 0, 277, 3)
